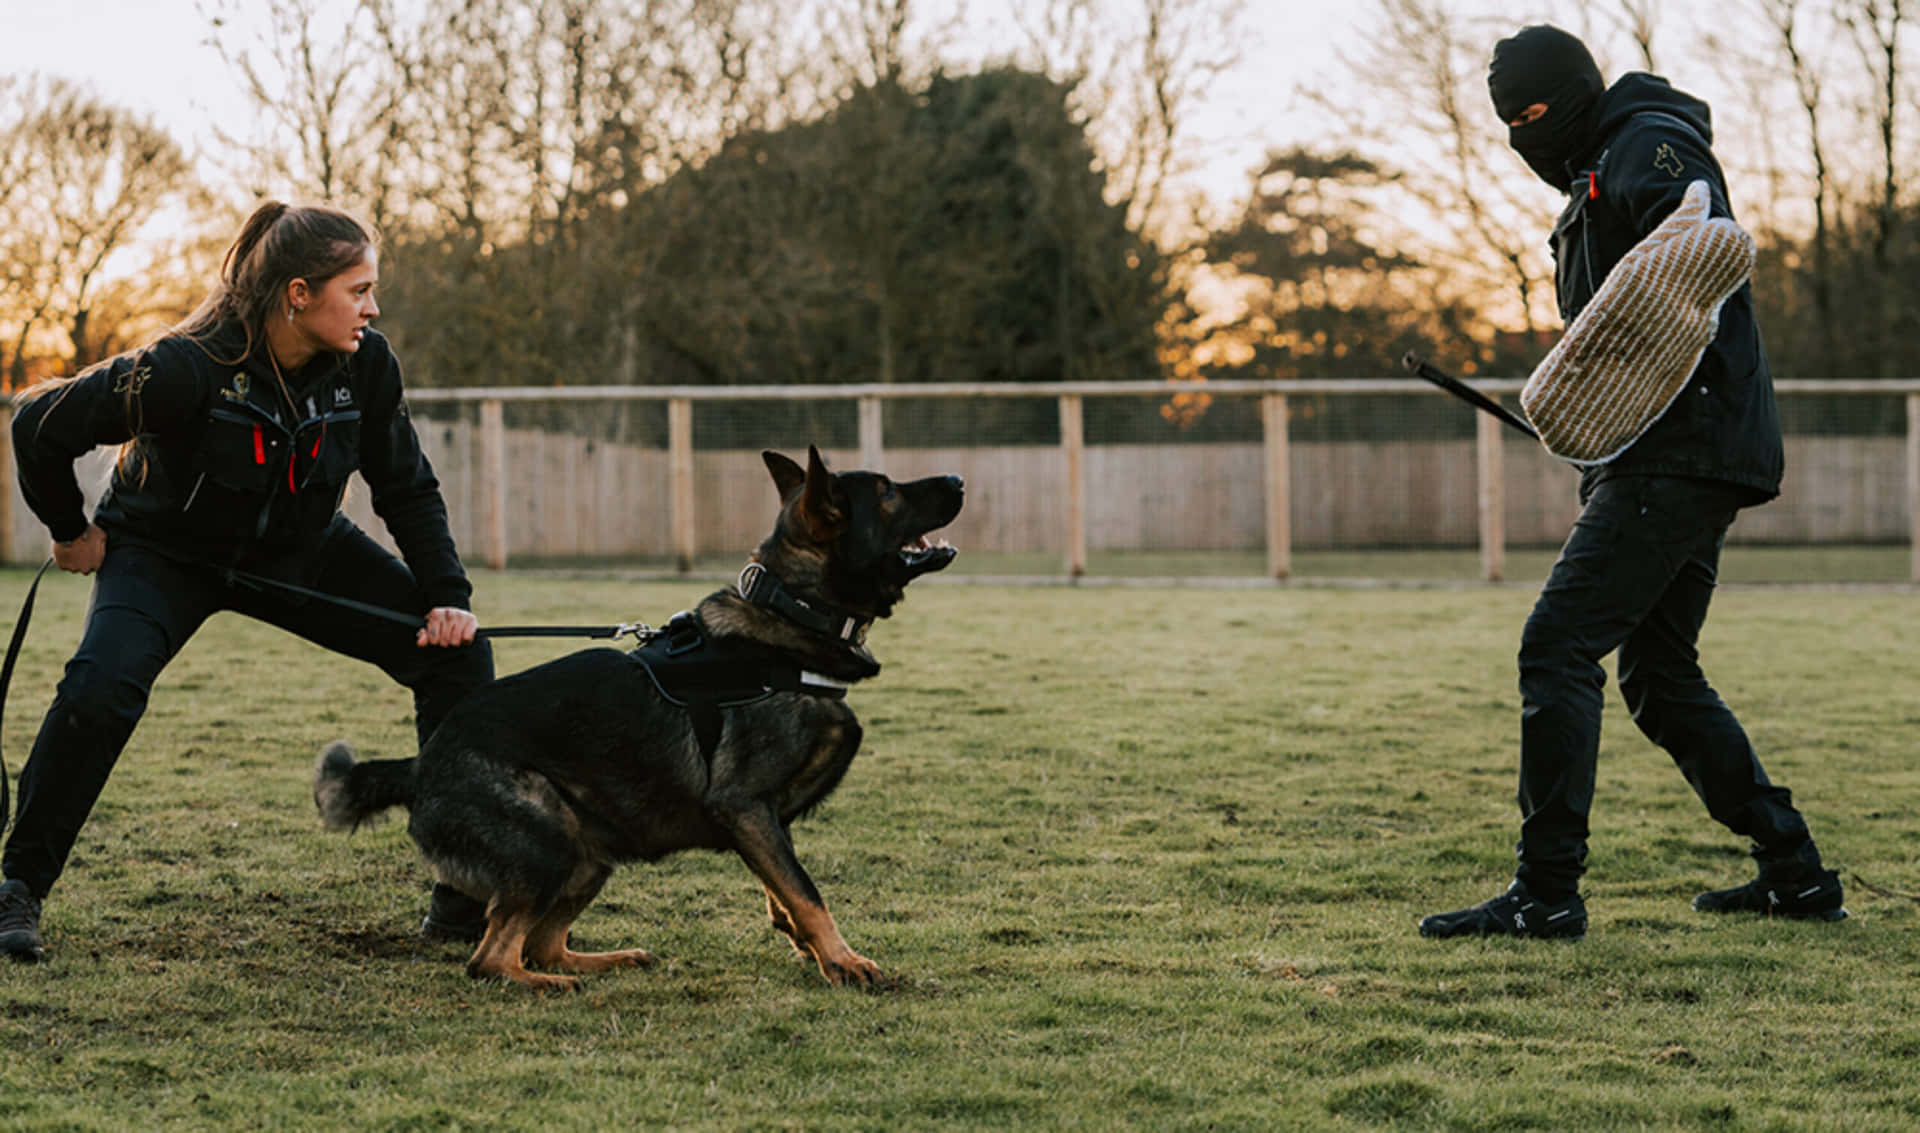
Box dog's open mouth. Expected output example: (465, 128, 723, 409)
(900, 534, 958, 576)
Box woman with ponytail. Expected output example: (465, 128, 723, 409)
(0, 202, 495, 963)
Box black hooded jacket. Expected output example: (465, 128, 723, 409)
(11, 323, 472, 609)
(1543, 73, 1783, 502)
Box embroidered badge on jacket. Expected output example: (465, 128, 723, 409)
(1654, 143, 1684, 177)
(112, 364, 152, 397)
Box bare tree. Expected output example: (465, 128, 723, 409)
(1580, 0, 1664, 69)
(1733, 0, 1844, 367)
(1012, 0, 1246, 241)
(202, 0, 396, 209)
(0, 79, 192, 383)
(1839, 0, 1909, 375)
(1311, 0, 1564, 358)
(0, 77, 26, 216)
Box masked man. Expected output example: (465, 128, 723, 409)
(1419, 25, 1844, 940)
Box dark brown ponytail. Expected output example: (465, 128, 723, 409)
(177, 200, 380, 362)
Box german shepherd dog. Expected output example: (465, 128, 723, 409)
(314, 447, 962, 990)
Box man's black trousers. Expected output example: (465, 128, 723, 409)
(2, 524, 494, 898)
(1514, 475, 1819, 901)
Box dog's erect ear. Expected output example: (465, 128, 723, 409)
(797, 444, 847, 539)
(763, 450, 806, 501)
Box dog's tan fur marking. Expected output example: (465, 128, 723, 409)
(727, 808, 879, 985)
(765, 885, 814, 960)
(467, 907, 579, 992)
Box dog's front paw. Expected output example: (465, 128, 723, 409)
(818, 950, 883, 987)
(523, 972, 584, 994)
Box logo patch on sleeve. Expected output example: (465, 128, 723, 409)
(1653, 143, 1684, 178)
(112, 364, 153, 397)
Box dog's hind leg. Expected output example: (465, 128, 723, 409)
(523, 866, 656, 976)
(467, 904, 580, 992)
(718, 803, 880, 986)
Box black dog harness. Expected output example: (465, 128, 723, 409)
(627, 611, 849, 758)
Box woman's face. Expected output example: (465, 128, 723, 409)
(294, 246, 380, 355)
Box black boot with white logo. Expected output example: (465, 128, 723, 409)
(1419, 882, 1587, 940)
(1693, 868, 1846, 921)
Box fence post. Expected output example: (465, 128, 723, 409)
(670, 397, 695, 573)
(1908, 393, 1920, 584)
(1060, 394, 1085, 578)
(1477, 410, 1506, 582)
(859, 396, 883, 470)
(479, 398, 507, 570)
(1262, 393, 1291, 580)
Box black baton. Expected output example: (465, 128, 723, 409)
(1401, 351, 1538, 440)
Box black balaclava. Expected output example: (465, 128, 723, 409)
(1487, 25, 1606, 191)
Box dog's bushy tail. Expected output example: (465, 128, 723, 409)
(313, 740, 416, 831)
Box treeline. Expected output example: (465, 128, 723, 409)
(1, 0, 1916, 421)
(1299, 0, 1920, 386)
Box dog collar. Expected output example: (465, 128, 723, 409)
(736, 562, 869, 642)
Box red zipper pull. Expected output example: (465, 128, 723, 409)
(253, 425, 265, 464)
(1588, 171, 1598, 200)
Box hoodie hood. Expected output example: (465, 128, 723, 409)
(1594, 73, 1713, 151)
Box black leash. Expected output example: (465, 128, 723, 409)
(0, 557, 649, 835)
(1, 559, 54, 836)
(1401, 351, 1539, 440)
(210, 561, 652, 642)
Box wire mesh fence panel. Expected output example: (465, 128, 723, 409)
(8, 381, 1920, 584)
(1741, 393, 1908, 546)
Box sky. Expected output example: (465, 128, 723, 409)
(0, 0, 1375, 214)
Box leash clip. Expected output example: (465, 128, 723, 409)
(611, 620, 656, 642)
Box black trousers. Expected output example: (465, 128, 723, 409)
(2, 524, 494, 898)
(1514, 475, 1819, 900)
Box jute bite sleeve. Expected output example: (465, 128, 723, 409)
(1520, 180, 1754, 466)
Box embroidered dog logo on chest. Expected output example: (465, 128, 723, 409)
(1653, 143, 1684, 178)
(219, 372, 251, 403)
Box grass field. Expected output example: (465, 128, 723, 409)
(541, 543, 1920, 585)
(2, 564, 1918, 1129)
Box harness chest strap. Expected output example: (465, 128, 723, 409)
(631, 611, 849, 758)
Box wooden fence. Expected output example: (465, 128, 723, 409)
(6, 379, 1920, 580)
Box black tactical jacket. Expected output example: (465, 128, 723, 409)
(1546, 73, 1783, 503)
(12, 322, 472, 609)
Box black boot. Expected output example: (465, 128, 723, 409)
(419, 883, 487, 942)
(1419, 882, 1587, 940)
(1693, 867, 1846, 921)
(0, 879, 46, 963)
